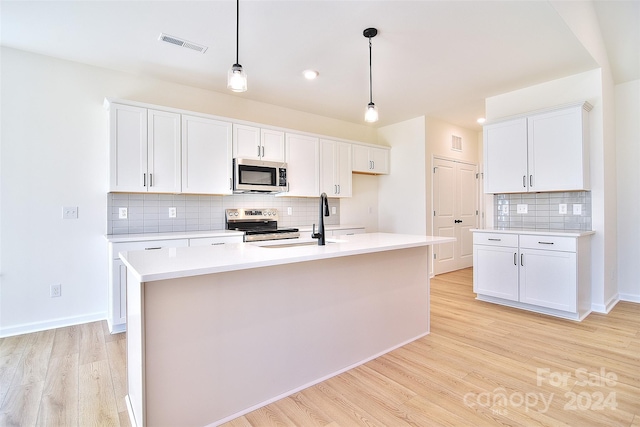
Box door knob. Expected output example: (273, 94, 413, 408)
(454, 219, 462, 223)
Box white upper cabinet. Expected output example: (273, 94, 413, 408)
(233, 124, 285, 162)
(108, 104, 181, 193)
(181, 115, 233, 195)
(483, 102, 591, 194)
(281, 133, 319, 197)
(352, 144, 389, 174)
(527, 105, 590, 192)
(320, 139, 352, 197)
(483, 118, 528, 193)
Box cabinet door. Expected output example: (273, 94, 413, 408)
(519, 248, 577, 312)
(352, 144, 371, 173)
(527, 106, 588, 192)
(483, 118, 528, 193)
(109, 103, 147, 192)
(336, 142, 352, 196)
(319, 139, 337, 196)
(370, 147, 389, 174)
(233, 124, 261, 159)
(473, 245, 519, 301)
(182, 115, 232, 194)
(147, 109, 181, 193)
(260, 129, 285, 162)
(109, 259, 128, 332)
(282, 133, 319, 197)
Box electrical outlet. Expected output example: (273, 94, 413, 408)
(516, 204, 528, 214)
(168, 207, 177, 218)
(50, 284, 61, 298)
(287, 207, 292, 215)
(573, 204, 582, 215)
(119, 207, 128, 219)
(62, 206, 78, 219)
(559, 204, 568, 214)
(332, 206, 337, 215)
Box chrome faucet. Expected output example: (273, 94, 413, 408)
(311, 192, 330, 245)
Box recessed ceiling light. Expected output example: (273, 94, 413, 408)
(303, 70, 319, 80)
(477, 118, 486, 124)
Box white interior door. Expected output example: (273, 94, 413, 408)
(433, 158, 478, 274)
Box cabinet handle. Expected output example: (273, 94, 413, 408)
(261, 146, 265, 158)
(143, 173, 146, 187)
(145, 247, 162, 250)
(521, 253, 524, 266)
(372, 160, 375, 170)
(514, 253, 517, 265)
(229, 178, 232, 190)
(538, 241, 554, 245)
(257, 146, 261, 157)
(334, 185, 337, 194)
(530, 175, 533, 187)
(337, 184, 341, 194)
(210, 242, 224, 246)
(523, 176, 526, 187)
(488, 238, 501, 241)
(149, 173, 153, 187)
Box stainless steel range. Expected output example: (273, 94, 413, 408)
(225, 208, 300, 242)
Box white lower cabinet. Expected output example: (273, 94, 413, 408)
(473, 230, 592, 320)
(108, 238, 190, 333)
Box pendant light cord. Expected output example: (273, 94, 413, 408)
(235, 0, 240, 65)
(368, 37, 373, 104)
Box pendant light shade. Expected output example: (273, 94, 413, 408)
(228, 0, 247, 92)
(363, 28, 378, 123)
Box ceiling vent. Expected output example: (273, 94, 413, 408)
(451, 135, 462, 151)
(158, 33, 208, 54)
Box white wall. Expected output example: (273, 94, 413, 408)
(484, 68, 618, 313)
(340, 174, 379, 232)
(0, 47, 379, 337)
(377, 117, 426, 234)
(616, 80, 640, 301)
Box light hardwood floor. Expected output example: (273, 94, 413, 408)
(1, 268, 639, 426)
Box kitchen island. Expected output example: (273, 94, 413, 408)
(120, 232, 454, 427)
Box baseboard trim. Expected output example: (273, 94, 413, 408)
(619, 293, 640, 304)
(591, 294, 620, 314)
(0, 312, 106, 338)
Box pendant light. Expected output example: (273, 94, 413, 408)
(363, 27, 378, 123)
(227, 0, 247, 92)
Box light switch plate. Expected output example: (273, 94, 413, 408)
(559, 204, 568, 214)
(516, 204, 528, 214)
(573, 204, 582, 215)
(332, 206, 337, 215)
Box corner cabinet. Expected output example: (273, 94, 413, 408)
(352, 144, 390, 174)
(108, 104, 181, 193)
(181, 115, 233, 195)
(320, 139, 352, 197)
(483, 102, 591, 193)
(232, 124, 285, 162)
(472, 230, 593, 321)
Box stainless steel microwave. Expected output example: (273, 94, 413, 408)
(233, 158, 288, 193)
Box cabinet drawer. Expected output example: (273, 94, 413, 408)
(519, 235, 576, 252)
(111, 239, 189, 259)
(189, 236, 243, 246)
(473, 233, 518, 247)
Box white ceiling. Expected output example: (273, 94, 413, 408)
(1, 1, 638, 130)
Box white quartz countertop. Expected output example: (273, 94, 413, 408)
(471, 228, 595, 237)
(120, 232, 454, 282)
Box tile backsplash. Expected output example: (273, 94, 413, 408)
(107, 193, 340, 235)
(494, 191, 592, 231)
